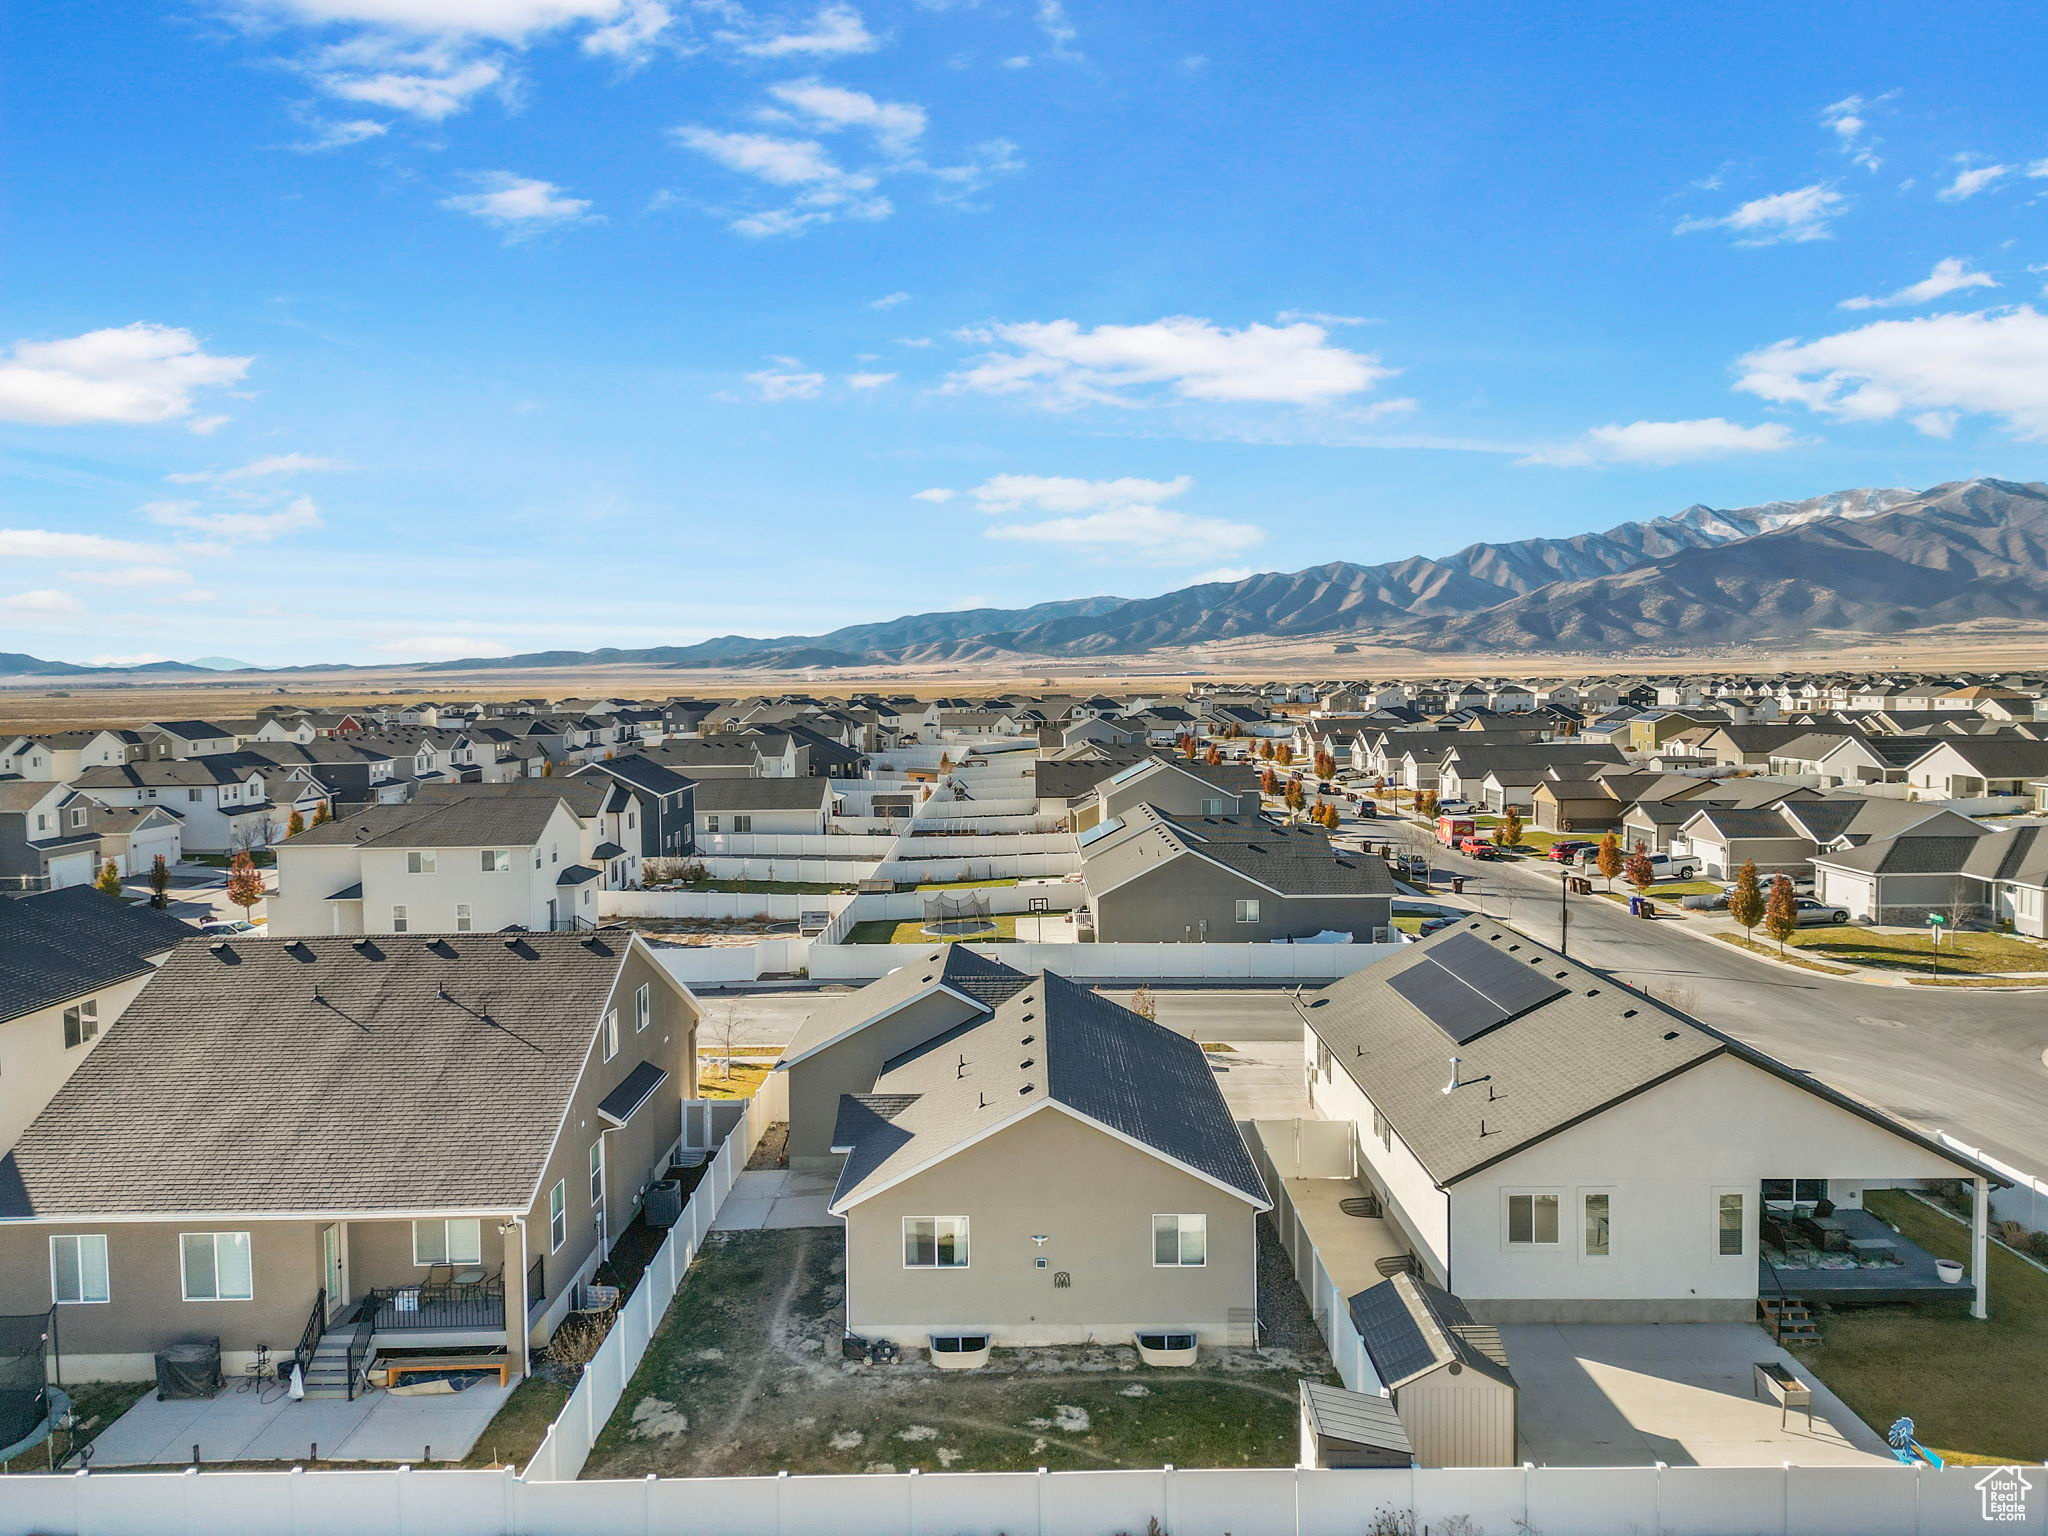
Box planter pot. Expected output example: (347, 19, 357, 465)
(1935, 1259, 1966, 1285)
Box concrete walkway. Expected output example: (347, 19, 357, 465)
(1501, 1322, 1894, 1468)
(711, 1169, 840, 1230)
(88, 1377, 513, 1466)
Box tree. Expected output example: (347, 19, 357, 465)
(540, 759, 555, 777)
(311, 800, 330, 826)
(1284, 779, 1306, 813)
(1275, 743, 1294, 767)
(1128, 985, 1157, 1021)
(1314, 749, 1337, 780)
(1258, 740, 1275, 761)
(1204, 744, 1222, 767)
(1495, 807, 1523, 848)
(148, 854, 171, 910)
(1180, 734, 1197, 759)
(94, 860, 122, 897)
(1623, 843, 1655, 894)
(225, 851, 265, 916)
(286, 809, 305, 837)
(1260, 767, 1279, 796)
(1594, 832, 1623, 891)
(1417, 789, 1438, 819)
(1728, 858, 1765, 935)
(1762, 874, 1799, 955)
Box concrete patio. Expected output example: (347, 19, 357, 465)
(710, 1168, 839, 1230)
(1500, 1322, 1895, 1467)
(86, 1376, 514, 1467)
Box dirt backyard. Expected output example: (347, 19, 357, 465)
(583, 1219, 1335, 1478)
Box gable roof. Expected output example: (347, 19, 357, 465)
(0, 930, 655, 1218)
(691, 777, 835, 813)
(1303, 915, 2004, 1188)
(287, 794, 573, 849)
(0, 887, 196, 1021)
(778, 945, 1032, 1066)
(828, 971, 1268, 1213)
(1348, 1273, 1516, 1390)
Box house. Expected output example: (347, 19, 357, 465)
(0, 888, 195, 1150)
(68, 759, 289, 854)
(824, 967, 1270, 1351)
(0, 730, 136, 781)
(1083, 755, 1259, 831)
(0, 779, 101, 891)
(416, 777, 652, 891)
(0, 929, 697, 1385)
(1905, 738, 2048, 801)
(692, 777, 836, 840)
(1301, 917, 2006, 1322)
(267, 794, 598, 936)
(136, 721, 238, 760)
(80, 801, 183, 878)
(1079, 804, 1393, 943)
(1808, 816, 2015, 928)
(570, 754, 697, 862)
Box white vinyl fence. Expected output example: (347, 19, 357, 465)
(1940, 1132, 2048, 1233)
(693, 856, 882, 884)
(1249, 1120, 1382, 1395)
(602, 891, 859, 922)
(4, 1458, 2023, 1534)
(524, 1081, 783, 1483)
(807, 940, 1404, 984)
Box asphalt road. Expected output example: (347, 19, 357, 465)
(1358, 816, 2048, 1176)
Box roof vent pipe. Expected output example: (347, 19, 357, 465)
(1442, 1056, 1462, 1095)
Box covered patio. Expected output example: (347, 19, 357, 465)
(1762, 1206, 1973, 1306)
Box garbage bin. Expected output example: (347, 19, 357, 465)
(1450, 877, 1465, 895)
(1626, 896, 1644, 918)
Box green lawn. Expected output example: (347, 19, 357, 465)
(1710, 933, 1855, 975)
(697, 1059, 772, 1100)
(1753, 927, 2048, 976)
(846, 914, 1020, 945)
(672, 878, 854, 895)
(1807, 1189, 2048, 1465)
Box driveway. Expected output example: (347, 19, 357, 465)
(1358, 814, 2048, 1175)
(1501, 1323, 1894, 1467)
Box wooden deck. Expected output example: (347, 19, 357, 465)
(1762, 1208, 1968, 1305)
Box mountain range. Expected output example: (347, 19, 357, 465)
(4, 479, 2045, 676)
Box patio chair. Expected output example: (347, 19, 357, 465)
(420, 1264, 456, 1302)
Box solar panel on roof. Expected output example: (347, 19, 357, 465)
(1386, 957, 1508, 1043)
(1348, 1281, 1438, 1386)
(1431, 932, 1568, 1021)
(1107, 760, 1152, 785)
(1076, 816, 1125, 847)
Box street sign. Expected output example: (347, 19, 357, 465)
(1927, 913, 1947, 925)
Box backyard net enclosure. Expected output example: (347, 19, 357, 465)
(0, 1310, 52, 1458)
(921, 888, 997, 937)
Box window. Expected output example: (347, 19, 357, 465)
(602, 1009, 619, 1062)
(455, 903, 472, 932)
(902, 1217, 969, 1268)
(1761, 1179, 1829, 1205)
(412, 1218, 482, 1266)
(705, 815, 720, 833)
(188, 789, 202, 803)
(391, 905, 409, 933)
(635, 982, 651, 1032)
(548, 1180, 567, 1251)
(1507, 1192, 1560, 1246)
(408, 851, 437, 876)
(1152, 1213, 1208, 1267)
(480, 849, 510, 873)
(589, 1138, 606, 1209)
(1583, 1193, 1611, 1258)
(534, 848, 543, 868)
(70, 807, 87, 829)
(1200, 798, 1230, 816)
(181, 1232, 254, 1301)
(62, 1000, 99, 1049)
(50, 1234, 109, 1305)
(1371, 1106, 1391, 1151)
(733, 814, 754, 833)
(1234, 898, 1262, 924)
(1717, 1192, 1746, 1257)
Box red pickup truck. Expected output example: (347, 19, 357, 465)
(1455, 834, 1503, 860)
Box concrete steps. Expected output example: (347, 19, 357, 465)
(301, 1329, 361, 1400)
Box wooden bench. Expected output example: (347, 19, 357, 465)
(381, 1352, 514, 1388)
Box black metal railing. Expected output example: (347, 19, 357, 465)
(363, 1280, 507, 1333)
(550, 914, 596, 932)
(294, 1287, 326, 1376)
(345, 1305, 376, 1401)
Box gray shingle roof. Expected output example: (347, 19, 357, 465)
(1349, 1273, 1516, 1390)
(0, 931, 643, 1218)
(0, 888, 196, 1020)
(830, 971, 1269, 1211)
(691, 778, 834, 813)
(779, 946, 1031, 1064)
(290, 795, 571, 849)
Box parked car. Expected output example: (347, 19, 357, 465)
(1434, 797, 1473, 814)
(1355, 801, 1379, 819)
(199, 918, 261, 935)
(1791, 898, 1852, 926)
(1545, 840, 1598, 863)
(1455, 835, 1503, 860)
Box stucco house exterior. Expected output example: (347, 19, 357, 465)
(1301, 917, 2006, 1324)
(0, 929, 696, 1387)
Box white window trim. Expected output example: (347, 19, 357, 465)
(1713, 1186, 1749, 1261)
(901, 1215, 970, 1269)
(589, 1138, 606, 1209)
(635, 982, 651, 1032)
(1580, 1187, 1614, 1262)
(548, 1180, 567, 1252)
(602, 1009, 620, 1062)
(1503, 1188, 1563, 1248)
(180, 1231, 255, 1302)
(50, 1233, 110, 1305)
(408, 850, 437, 874)
(411, 1218, 483, 1267)
(1234, 898, 1261, 924)
(1151, 1213, 1208, 1267)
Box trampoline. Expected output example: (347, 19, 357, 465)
(920, 888, 997, 938)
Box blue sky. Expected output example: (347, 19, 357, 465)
(6, 1, 2048, 666)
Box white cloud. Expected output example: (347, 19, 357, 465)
(1035, 0, 1078, 58)
(1736, 304, 2048, 439)
(167, 452, 345, 484)
(90, 652, 173, 666)
(870, 291, 910, 309)
(373, 634, 515, 660)
(72, 566, 199, 589)
(146, 494, 326, 541)
(1840, 257, 1997, 311)
(846, 371, 897, 388)
(1938, 162, 2012, 201)
(1820, 93, 1886, 170)
(0, 324, 250, 428)
(296, 117, 390, 150)
(0, 528, 180, 563)
(243, 1, 645, 40)
(746, 365, 827, 400)
(315, 47, 506, 119)
(723, 3, 876, 57)
(442, 171, 594, 232)
(582, 0, 671, 57)
(0, 590, 86, 624)
(1190, 566, 1253, 584)
(948, 315, 1393, 407)
(987, 506, 1263, 564)
(911, 487, 955, 502)
(1520, 418, 1810, 468)
(1677, 183, 1844, 245)
(673, 125, 889, 235)
(1276, 309, 1369, 326)
(965, 473, 1195, 514)
(765, 78, 924, 153)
